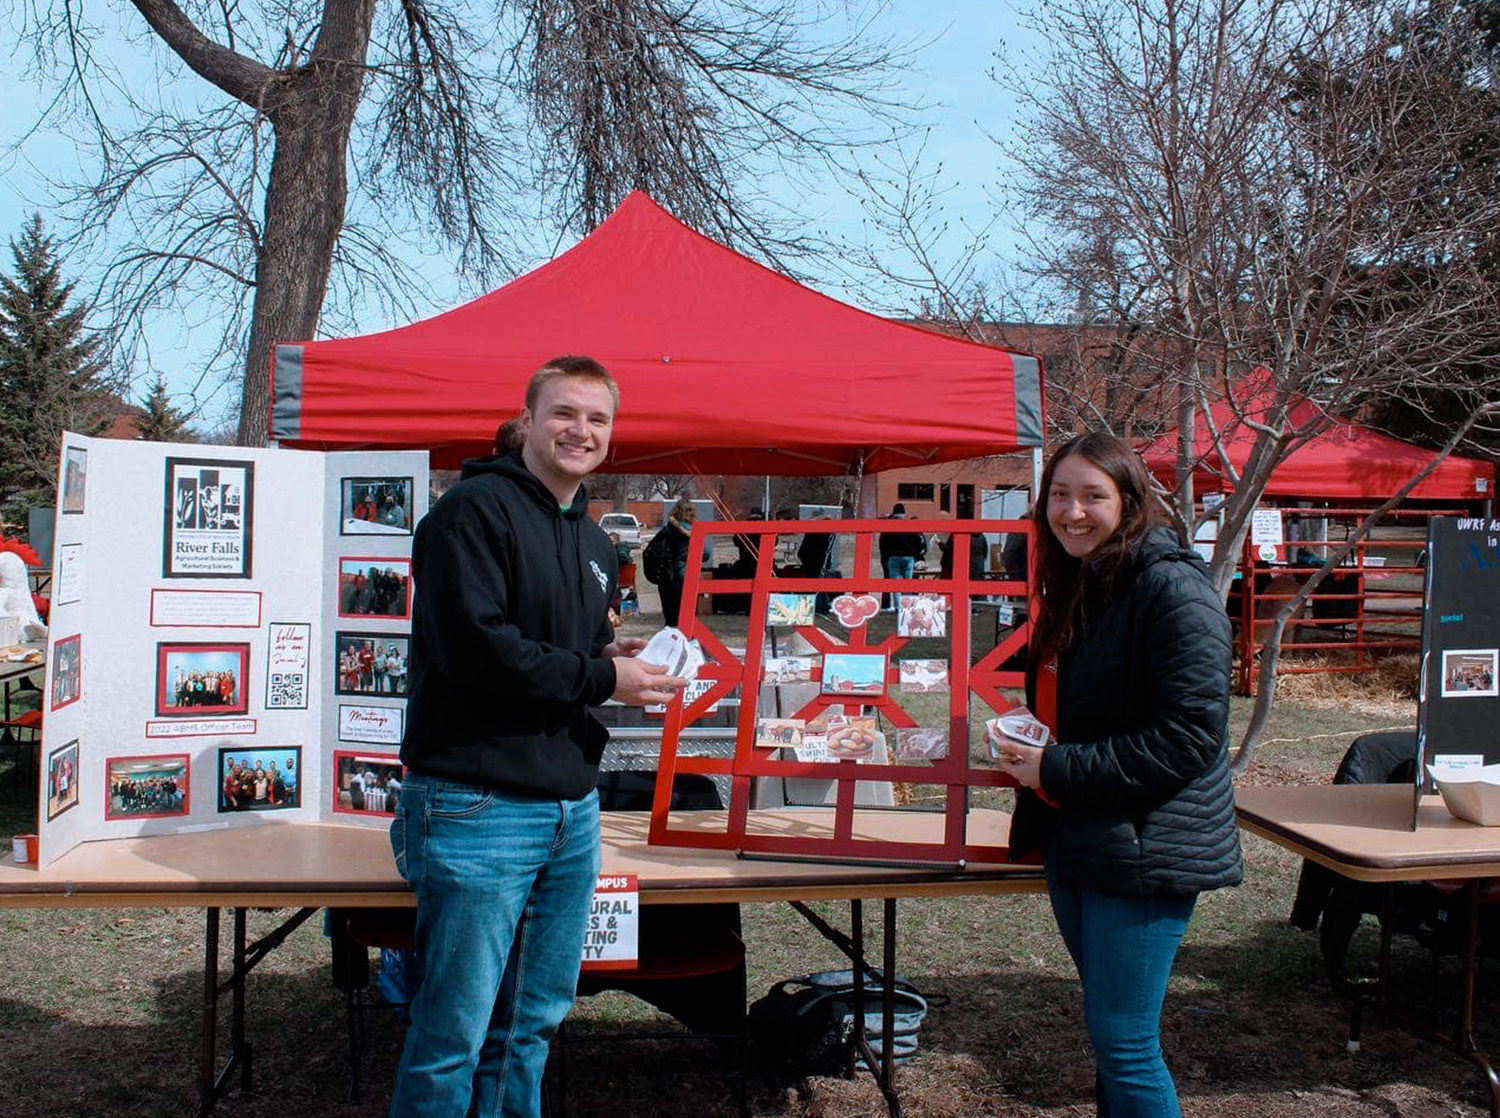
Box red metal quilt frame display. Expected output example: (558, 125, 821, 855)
(648, 518, 1031, 865)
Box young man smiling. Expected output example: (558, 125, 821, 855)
(391, 355, 685, 1118)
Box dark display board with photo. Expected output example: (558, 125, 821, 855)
(1416, 516, 1500, 807)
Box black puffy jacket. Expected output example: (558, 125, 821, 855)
(1009, 526, 1242, 897)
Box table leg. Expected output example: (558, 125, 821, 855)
(233, 908, 252, 1093)
(1346, 878, 1500, 1118)
(196, 906, 317, 1115)
(789, 899, 904, 1118)
(199, 908, 220, 1114)
(1455, 881, 1500, 1117)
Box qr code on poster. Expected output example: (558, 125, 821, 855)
(268, 672, 306, 709)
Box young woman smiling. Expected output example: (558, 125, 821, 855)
(996, 432, 1242, 1117)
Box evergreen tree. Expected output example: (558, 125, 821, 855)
(0, 213, 112, 527)
(135, 372, 195, 443)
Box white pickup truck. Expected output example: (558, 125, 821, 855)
(598, 512, 642, 545)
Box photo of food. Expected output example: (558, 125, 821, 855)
(767, 593, 815, 628)
(106, 754, 190, 820)
(898, 659, 949, 693)
(820, 652, 887, 696)
(895, 727, 949, 762)
(825, 716, 882, 760)
(1442, 649, 1498, 697)
(156, 642, 250, 717)
(897, 594, 947, 638)
(755, 718, 804, 749)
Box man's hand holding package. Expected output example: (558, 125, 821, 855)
(610, 654, 685, 705)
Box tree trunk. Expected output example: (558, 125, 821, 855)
(236, 0, 376, 445)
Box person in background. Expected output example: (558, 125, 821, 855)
(657, 496, 696, 627)
(732, 507, 765, 571)
(1001, 512, 1032, 583)
(994, 431, 1241, 1118)
(494, 417, 524, 455)
(878, 502, 925, 611)
(391, 355, 685, 1118)
(938, 520, 988, 579)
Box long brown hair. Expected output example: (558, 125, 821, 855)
(1029, 432, 1161, 658)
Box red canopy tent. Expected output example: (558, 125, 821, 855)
(1138, 393, 1493, 501)
(269, 192, 1044, 473)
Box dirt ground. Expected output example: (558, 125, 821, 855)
(4, 653, 1495, 1117)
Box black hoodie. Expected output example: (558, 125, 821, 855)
(400, 452, 619, 798)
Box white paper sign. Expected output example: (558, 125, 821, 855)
(580, 872, 639, 969)
(794, 732, 829, 763)
(265, 622, 312, 709)
(145, 717, 256, 738)
(683, 677, 719, 712)
(1202, 493, 1225, 513)
(1434, 754, 1486, 773)
(150, 589, 262, 628)
(339, 703, 404, 745)
(55, 543, 84, 606)
(1250, 508, 1284, 548)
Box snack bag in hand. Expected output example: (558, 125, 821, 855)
(984, 707, 1059, 807)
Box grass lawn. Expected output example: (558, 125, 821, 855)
(5, 638, 1490, 1117)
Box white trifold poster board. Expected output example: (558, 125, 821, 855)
(36, 432, 427, 868)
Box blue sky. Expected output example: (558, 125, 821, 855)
(0, 2, 1032, 430)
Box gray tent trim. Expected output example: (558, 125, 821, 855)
(271, 345, 304, 440)
(1010, 354, 1044, 447)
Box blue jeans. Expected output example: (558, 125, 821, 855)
(390, 773, 600, 1118)
(883, 555, 916, 609)
(1045, 861, 1197, 1118)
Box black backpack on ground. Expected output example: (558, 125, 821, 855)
(641, 529, 669, 584)
(747, 970, 932, 1081)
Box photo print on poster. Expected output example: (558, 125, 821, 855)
(61, 446, 87, 514)
(218, 746, 302, 813)
(156, 642, 250, 717)
(820, 651, 887, 696)
(894, 726, 948, 762)
(767, 593, 815, 628)
(825, 715, 882, 760)
(336, 556, 412, 619)
(47, 738, 80, 821)
(163, 457, 254, 578)
(106, 753, 190, 820)
(897, 594, 947, 638)
(898, 659, 949, 693)
(50, 633, 81, 711)
(1442, 649, 1499, 698)
(763, 657, 813, 685)
(341, 476, 414, 536)
(332, 750, 404, 817)
(265, 622, 311, 710)
(755, 718, 804, 750)
(335, 632, 410, 696)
